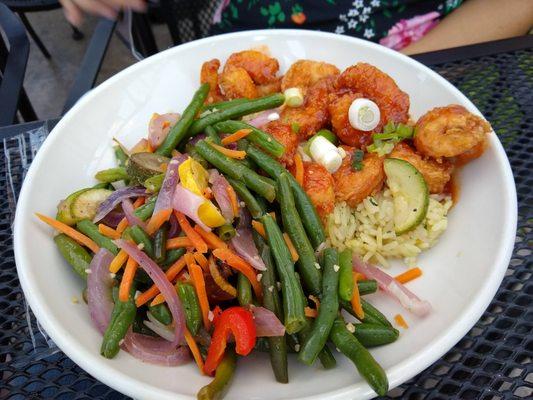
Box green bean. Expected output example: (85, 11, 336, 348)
(144, 173, 165, 193)
(340, 299, 393, 327)
(177, 282, 202, 335)
(95, 167, 129, 183)
(277, 172, 321, 295)
(189, 93, 285, 136)
(129, 225, 155, 258)
(205, 126, 222, 145)
(54, 234, 92, 279)
(162, 248, 186, 268)
(299, 248, 339, 365)
(197, 347, 237, 400)
(153, 224, 168, 264)
(330, 317, 388, 396)
(195, 140, 276, 201)
(353, 323, 399, 348)
(245, 144, 325, 248)
(101, 287, 137, 358)
(338, 249, 354, 301)
(297, 318, 336, 369)
(114, 145, 128, 167)
(217, 224, 236, 241)
(92, 182, 111, 190)
(358, 279, 378, 295)
(226, 177, 265, 218)
(133, 196, 156, 221)
(155, 83, 210, 156)
(76, 219, 119, 254)
(149, 303, 172, 325)
(236, 139, 256, 169)
(261, 214, 306, 334)
(254, 232, 288, 383)
(237, 273, 253, 306)
(201, 98, 248, 112)
(213, 120, 285, 158)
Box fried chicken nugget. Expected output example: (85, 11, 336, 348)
(224, 50, 280, 85)
(281, 60, 340, 94)
(303, 161, 335, 219)
(414, 105, 491, 159)
(332, 63, 410, 146)
(219, 66, 258, 99)
(389, 142, 452, 194)
(281, 76, 337, 138)
(200, 59, 224, 104)
(257, 78, 282, 97)
(333, 147, 385, 207)
(263, 121, 299, 167)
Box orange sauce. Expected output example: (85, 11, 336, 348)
(443, 173, 460, 205)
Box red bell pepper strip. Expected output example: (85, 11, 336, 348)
(203, 306, 256, 375)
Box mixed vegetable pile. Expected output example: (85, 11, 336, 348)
(36, 51, 491, 399)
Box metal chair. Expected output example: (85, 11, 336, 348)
(0, 2, 37, 126)
(1, 0, 83, 59)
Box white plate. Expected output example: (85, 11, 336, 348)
(14, 30, 517, 400)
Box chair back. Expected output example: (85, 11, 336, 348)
(0, 2, 30, 126)
(160, 0, 218, 45)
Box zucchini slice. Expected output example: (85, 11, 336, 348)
(384, 158, 429, 234)
(56, 188, 90, 225)
(70, 188, 113, 221)
(126, 152, 170, 184)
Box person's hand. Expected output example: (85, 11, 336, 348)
(59, 0, 147, 26)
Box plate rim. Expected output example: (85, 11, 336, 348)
(14, 29, 518, 400)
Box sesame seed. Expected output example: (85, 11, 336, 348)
(335, 347, 341, 353)
(134, 290, 141, 300)
(71, 296, 79, 304)
(333, 264, 340, 272)
(208, 311, 214, 321)
(346, 323, 355, 333)
(294, 344, 300, 352)
(268, 286, 274, 292)
(239, 201, 246, 207)
(277, 282, 281, 290)
(137, 243, 145, 250)
(314, 262, 321, 270)
(119, 339, 125, 346)
(267, 112, 280, 121)
(109, 273, 116, 279)
(85, 268, 92, 274)
(257, 274, 263, 282)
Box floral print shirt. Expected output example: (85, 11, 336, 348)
(211, 0, 463, 50)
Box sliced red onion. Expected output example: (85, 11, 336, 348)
(230, 209, 266, 271)
(153, 154, 188, 216)
(168, 213, 180, 238)
(353, 258, 432, 317)
(145, 312, 176, 342)
(246, 305, 285, 337)
(87, 249, 115, 335)
(208, 170, 234, 221)
(245, 108, 281, 128)
(148, 113, 180, 149)
(122, 199, 147, 230)
(93, 186, 147, 223)
(122, 331, 190, 366)
(188, 132, 207, 146)
(100, 209, 125, 229)
(172, 184, 211, 232)
(115, 240, 186, 345)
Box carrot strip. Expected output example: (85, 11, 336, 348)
(209, 256, 237, 297)
(294, 153, 304, 187)
(395, 267, 422, 284)
(193, 225, 227, 250)
(119, 257, 138, 302)
(283, 233, 299, 262)
(252, 220, 266, 238)
(212, 248, 262, 300)
(189, 263, 211, 330)
(304, 307, 317, 318)
(175, 211, 208, 253)
(184, 252, 196, 269)
(109, 249, 129, 273)
(268, 212, 276, 221)
(116, 217, 129, 234)
(351, 271, 365, 320)
(135, 257, 187, 307)
(394, 314, 409, 329)
(193, 252, 209, 271)
(166, 236, 193, 249)
(98, 223, 121, 239)
(226, 185, 239, 217)
(132, 197, 145, 208)
(36, 213, 99, 253)
(184, 328, 205, 374)
(221, 128, 252, 145)
(146, 209, 172, 235)
(209, 142, 247, 159)
(150, 293, 165, 306)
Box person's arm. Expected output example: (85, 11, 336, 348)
(402, 0, 533, 55)
(59, 0, 146, 26)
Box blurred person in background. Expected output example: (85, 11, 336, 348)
(58, 0, 532, 55)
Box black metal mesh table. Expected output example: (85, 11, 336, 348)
(1, 39, 532, 399)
